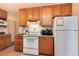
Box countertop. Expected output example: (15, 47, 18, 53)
(15, 33, 53, 37)
(0, 34, 11, 36)
(39, 35, 53, 37)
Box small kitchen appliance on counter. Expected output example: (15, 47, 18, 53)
(41, 28, 53, 35)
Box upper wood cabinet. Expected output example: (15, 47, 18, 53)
(26, 8, 33, 20)
(19, 3, 72, 27)
(0, 9, 7, 20)
(52, 3, 72, 17)
(19, 9, 27, 27)
(40, 6, 53, 27)
(61, 3, 72, 16)
(26, 7, 40, 21)
(32, 7, 40, 21)
(52, 5, 62, 16)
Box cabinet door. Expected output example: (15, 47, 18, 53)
(40, 6, 53, 27)
(2, 36, 6, 48)
(15, 38, 23, 52)
(2, 10, 7, 19)
(0, 9, 7, 20)
(40, 7, 46, 25)
(39, 37, 54, 55)
(5, 35, 11, 47)
(0, 35, 11, 50)
(52, 5, 61, 17)
(0, 36, 4, 49)
(14, 35, 23, 52)
(61, 4, 72, 16)
(26, 8, 33, 20)
(32, 7, 40, 21)
(19, 9, 27, 27)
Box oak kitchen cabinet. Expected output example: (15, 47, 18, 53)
(3, 34, 11, 48)
(61, 3, 72, 16)
(26, 8, 33, 20)
(14, 34, 23, 52)
(39, 37, 54, 56)
(26, 7, 40, 21)
(52, 5, 62, 17)
(19, 3, 72, 27)
(0, 9, 7, 20)
(19, 9, 27, 27)
(32, 7, 40, 21)
(0, 35, 4, 49)
(0, 34, 11, 50)
(40, 6, 53, 27)
(19, 8, 40, 27)
(52, 3, 72, 17)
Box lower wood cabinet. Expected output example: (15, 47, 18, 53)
(14, 34, 23, 52)
(3, 34, 11, 48)
(39, 37, 54, 56)
(14, 35, 54, 56)
(0, 34, 11, 50)
(0, 36, 4, 49)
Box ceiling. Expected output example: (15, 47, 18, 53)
(0, 3, 62, 19)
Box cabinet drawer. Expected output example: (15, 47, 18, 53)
(15, 46, 23, 51)
(39, 48, 53, 55)
(15, 43, 23, 46)
(15, 40, 23, 42)
(15, 37, 23, 39)
(15, 46, 22, 48)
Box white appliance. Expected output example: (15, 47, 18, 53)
(23, 35, 39, 55)
(0, 19, 7, 34)
(0, 20, 7, 26)
(23, 21, 41, 55)
(53, 16, 78, 56)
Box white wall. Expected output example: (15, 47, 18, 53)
(7, 13, 17, 42)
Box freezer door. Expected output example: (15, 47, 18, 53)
(53, 16, 78, 31)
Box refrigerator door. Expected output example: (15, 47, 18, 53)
(54, 30, 67, 56)
(66, 31, 78, 56)
(54, 30, 78, 56)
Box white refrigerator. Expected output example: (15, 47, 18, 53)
(53, 16, 78, 56)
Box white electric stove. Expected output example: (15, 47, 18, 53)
(23, 21, 41, 55)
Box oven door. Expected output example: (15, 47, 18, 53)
(23, 37, 38, 48)
(23, 36, 39, 55)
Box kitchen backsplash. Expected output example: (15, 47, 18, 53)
(41, 27, 52, 30)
